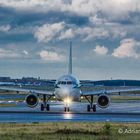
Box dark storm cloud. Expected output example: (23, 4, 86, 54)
(0, 6, 89, 27)
(0, 33, 34, 43)
(0, 6, 19, 26)
(0, 0, 140, 80)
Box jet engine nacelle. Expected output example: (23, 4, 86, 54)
(25, 94, 39, 108)
(97, 94, 110, 108)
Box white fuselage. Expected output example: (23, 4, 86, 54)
(54, 74, 81, 102)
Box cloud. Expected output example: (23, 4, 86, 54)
(0, 25, 11, 32)
(34, 24, 96, 43)
(34, 22, 127, 43)
(109, 26, 127, 38)
(99, 0, 140, 23)
(22, 50, 28, 55)
(94, 45, 108, 55)
(0, 48, 20, 58)
(39, 50, 65, 62)
(34, 22, 65, 43)
(1, 0, 140, 19)
(59, 29, 75, 40)
(112, 38, 140, 59)
(74, 26, 126, 41)
(0, 0, 64, 12)
(0, 0, 137, 45)
(1, 0, 140, 32)
(79, 27, 109, 41)
(0, 44, 29, 58)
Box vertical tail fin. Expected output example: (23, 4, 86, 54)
(68, 41, 72, 75)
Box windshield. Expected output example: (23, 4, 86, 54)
(57, 81, 76, 85)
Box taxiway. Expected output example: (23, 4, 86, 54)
(0, 101, 140, 122)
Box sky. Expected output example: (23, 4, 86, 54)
(0, 0, 140, 80)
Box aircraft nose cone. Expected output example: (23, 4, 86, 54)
(62, 87, 70, 96)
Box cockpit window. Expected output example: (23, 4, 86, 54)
(57, 81, 61, 85)
(57, 81, 77, 85)
(61, 81, 66, 85)
(67, 81, 72, 85)
(72, 81, 77, 85)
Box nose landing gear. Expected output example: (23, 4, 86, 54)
(64, 98, 71, 112)
(64, 106, 70, 112)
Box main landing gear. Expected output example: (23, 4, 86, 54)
(40, 94, 52, 111)
(84, 95, 96, 112)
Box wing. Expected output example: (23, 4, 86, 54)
(0, 86, 54, 96)
(81, 87, 140, 96)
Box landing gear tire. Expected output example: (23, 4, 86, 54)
(64, 107, 70, 112)
(41, 104, 50, 111)
(87, 104, 91, 112)
(67, 107, 70, 112)
(92, 104, 96, 112)
(46, 104, 50, 111)
(41, 104, 44, 111)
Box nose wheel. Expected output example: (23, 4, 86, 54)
(64, 107, 70, 112)
(64, 101, 70, 112)
(63, 97, 71, 112)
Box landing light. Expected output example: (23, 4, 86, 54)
(80, 96, 84, 99)
(64, 98, 72, 105)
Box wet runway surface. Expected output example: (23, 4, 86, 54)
(0, 101, 140, 123)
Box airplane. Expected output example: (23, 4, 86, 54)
(0, 42, 140, 112)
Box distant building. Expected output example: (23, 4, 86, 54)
(0, 77, 11, 82)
